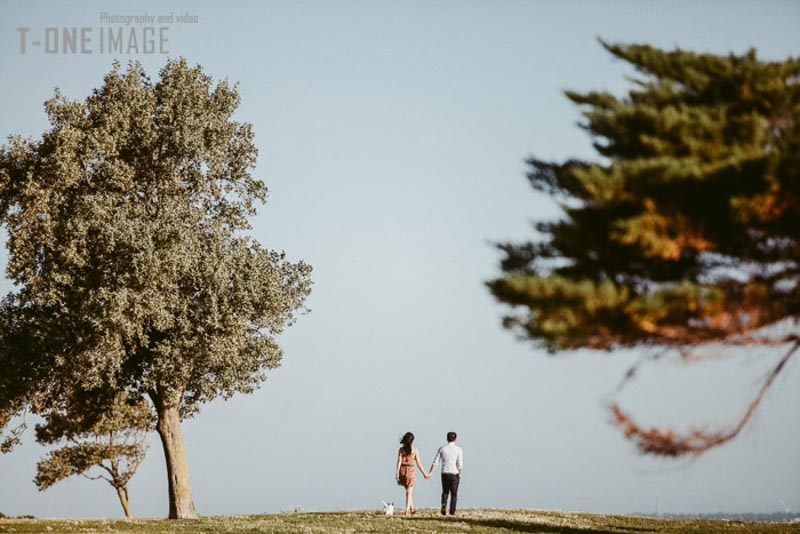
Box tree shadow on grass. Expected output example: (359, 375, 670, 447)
(423, 517, 658, 534)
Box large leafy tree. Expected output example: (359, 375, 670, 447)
(0, 59, 312, 518)
(34, 394, 154, 519)
(488, 42, 800, 456)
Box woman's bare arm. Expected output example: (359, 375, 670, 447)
(395, 450, 402, 481)
(414, 449, 431, 479)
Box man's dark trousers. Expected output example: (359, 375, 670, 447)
(440, 473, 460, 515)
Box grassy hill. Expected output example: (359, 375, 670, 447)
(1, 508, 798, 533)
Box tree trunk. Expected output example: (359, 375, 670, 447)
(155, 402, 198, 519)
(116, 486, 132, 519)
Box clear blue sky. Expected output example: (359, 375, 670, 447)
(1, 0, 799, 519)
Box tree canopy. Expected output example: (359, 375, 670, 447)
(488, 42, 800, 456)
(0, 59, 312, 517)
(35, 393, 154, 518)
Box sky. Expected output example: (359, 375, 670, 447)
(1, 0, 799, 520)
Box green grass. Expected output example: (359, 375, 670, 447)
(0, 509, 797, 533)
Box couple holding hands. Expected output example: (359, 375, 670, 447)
(395, 431, 463, 517)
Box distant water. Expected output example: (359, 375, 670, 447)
(633, 512, 800, 523)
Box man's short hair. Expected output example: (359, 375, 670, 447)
(447, 432, 457, 442)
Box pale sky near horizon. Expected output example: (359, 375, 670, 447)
(1, 0, 799, 520)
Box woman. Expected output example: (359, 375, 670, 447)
(395, 432, 431, 516)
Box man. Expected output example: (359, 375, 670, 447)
(429, 431, 463, 516)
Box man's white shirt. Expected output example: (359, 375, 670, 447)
(431, 442, 463, 474)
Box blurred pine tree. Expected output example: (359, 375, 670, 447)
(488, 41, 800, 456)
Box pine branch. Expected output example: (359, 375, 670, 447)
(611, 340, 799, 456)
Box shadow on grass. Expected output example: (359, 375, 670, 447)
(408, 517, 657, 534)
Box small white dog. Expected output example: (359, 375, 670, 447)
(382, 501, 394, 517)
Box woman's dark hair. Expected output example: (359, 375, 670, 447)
(400, 432, 414, 455)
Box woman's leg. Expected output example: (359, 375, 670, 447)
(405, 485, 413, 514)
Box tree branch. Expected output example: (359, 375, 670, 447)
(614, 349, 668, 393)
(611, 340, 800, 456)
(614, 333, 800, 393)
(82, 472, 112, 483)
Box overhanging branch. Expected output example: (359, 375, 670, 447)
(611, 340, 799, 456)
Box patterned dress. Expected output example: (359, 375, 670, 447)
(397, 448, 416, 488)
